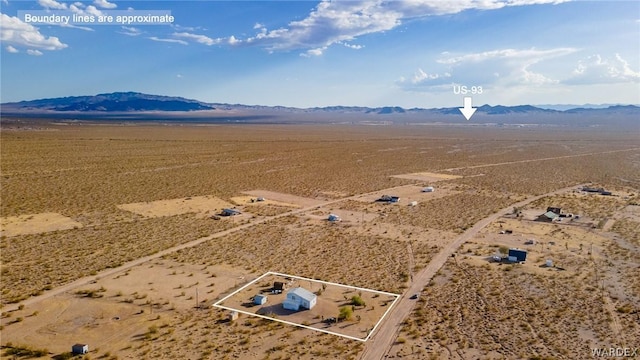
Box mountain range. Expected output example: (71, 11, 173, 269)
(2, 92, 638, 127)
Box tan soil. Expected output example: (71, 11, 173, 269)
(0, 212, 82, 237)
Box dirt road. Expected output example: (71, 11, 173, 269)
(358, 183, 585, 360)
(2, 183, 420, 313)
(440, 148, 639, 172)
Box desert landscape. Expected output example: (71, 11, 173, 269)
(1, 120, 638, 359)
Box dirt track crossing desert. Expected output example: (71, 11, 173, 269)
(1, 123, 639, 359)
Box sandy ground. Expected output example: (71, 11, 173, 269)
(216, 273, 398, 340)
(117, 195, 234, 218)
(391, 172, 463, 182)
(351, 185, 457, 204)
(381, 191, 640, 359)
(242, 190, 326, 208)
(230, 195, 300, 208)
(302, 208, 379, 225)
(0, 212, 82, 237)
(0, 259, 250, 356)
(616, 205, 640, 222)
(2, 124, 638, 359)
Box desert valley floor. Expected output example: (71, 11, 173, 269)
(1, 121, 639, 359)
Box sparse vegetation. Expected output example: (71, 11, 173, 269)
(2, 344, 49, 357)
(1, 123, 637, 359)
(338, 306, 353, 321)
(351, 295, 366, 307)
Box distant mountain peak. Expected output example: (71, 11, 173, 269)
(4, 92, 215, 112)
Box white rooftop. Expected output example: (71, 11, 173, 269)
(288, 287, 316, 302)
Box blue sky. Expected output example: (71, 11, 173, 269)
(1, 0, 639, 107)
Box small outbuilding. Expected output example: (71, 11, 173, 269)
(582, 186, 604, 193)
(328, 214, 341, 222)
(221, 208, 241, 216)
(228, 311, 239, 321)
(508, 248, 527, 262)
(72, 344, 89, 355)
(422, 186, 435, 192)
(254, 294, 267, 305)
(546, 207, 563, 215)
(408, 201, 418, 207)
(273, 281, 285, 292)
(537, 211, 559, 222)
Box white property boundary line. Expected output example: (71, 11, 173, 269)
(213, 271, 401, 342)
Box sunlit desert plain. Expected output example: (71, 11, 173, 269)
(1, 119, 638, 359)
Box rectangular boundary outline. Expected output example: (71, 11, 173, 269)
(213, 271, 401, 341)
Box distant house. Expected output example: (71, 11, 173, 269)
(422, 186, 435, 192)
(282, 287, 317, 311)
(376, 195, 399, 203)
(254, 294, 267, 305)
(582, 186, 604, 193)
(221, 208, 241, 216)
(328, 214, 341, 222)
(257, 197, 265, 202)
(72, 344, 89, 355)
(508, 248, 527, 262)
(537, 211, 559, 222)
(546, 207, 563, 215)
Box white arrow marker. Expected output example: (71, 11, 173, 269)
(459, 96, 477, 121)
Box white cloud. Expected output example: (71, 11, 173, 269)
(171, 24, 200, 32)
(149, 36, 188, 45)
(176, 74, 183, 78)
(301, 46, 327, 57)
(228, 35, 240, 45)
(173, 32, 220, 46)
(436, 48, 576, 65)
(565, 54, 640, 85)
(85, 5, 103, 17)
(6, 45, 18, 53)
(398, 47, 577, 90)
(38, 0, 67, 10)
(231, 0, 569, 56)
(94, 0, 116, 9)
(119, 26, 142, 36)
(237, 0, 401, 55)
(27, 49, 43, 56)
(69, 3, 103, 17)
(410, 68, 451, 84)
(60, 23, 94, 31)
(0, 13, 68, 51)
(339, 41, 363, 50)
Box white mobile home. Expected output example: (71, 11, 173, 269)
(282, 287, 317, 311)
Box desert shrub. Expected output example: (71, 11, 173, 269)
(339, 306, 353, 320)
(351, 295, 366, 307)
(3, 344, 49, 357)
